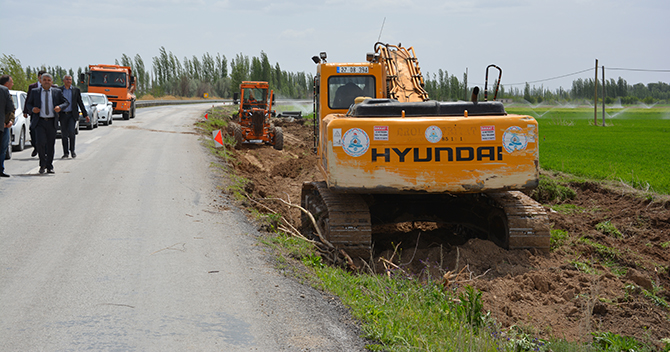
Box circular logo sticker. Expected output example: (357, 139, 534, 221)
(342, 128, 370, 157)
(502, 126, 528, 153)
(425, 125, 442, 143)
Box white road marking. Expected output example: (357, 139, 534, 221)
(84, 136, 101, 144)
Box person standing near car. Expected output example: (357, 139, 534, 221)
(59, 75, 88, 159)
(24, 70, 46, 157)
(0, 75, 16, 177)
(25, 73, 69, 174)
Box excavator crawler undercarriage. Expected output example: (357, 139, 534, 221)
(301, 182, 550, 260)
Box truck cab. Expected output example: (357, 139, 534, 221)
(81, 65, 136, 120)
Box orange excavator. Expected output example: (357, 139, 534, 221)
(301, 43, 549, 259)
(230, 81, 283, 150)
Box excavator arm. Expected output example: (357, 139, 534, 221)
(374, 42, 430, 103)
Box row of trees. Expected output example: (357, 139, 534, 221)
(2, 52, 668, 104)
(0, 48, 313, 100)
(113, 47, 312, 100)
(423, 71, 670, 104)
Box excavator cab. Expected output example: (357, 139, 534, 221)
(330, 77, 375, 109)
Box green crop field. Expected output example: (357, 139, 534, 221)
(506, 106, 670, 194)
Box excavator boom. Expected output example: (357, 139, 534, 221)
(374, 42, 429, 102)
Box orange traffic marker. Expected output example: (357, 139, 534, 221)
(204, 113, 209, 119)
(213, 129, 223, 147)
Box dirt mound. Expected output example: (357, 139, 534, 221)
(217, 117, 670, 346)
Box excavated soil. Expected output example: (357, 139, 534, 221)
(209, 112, 670, 347)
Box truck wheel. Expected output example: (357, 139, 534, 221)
(130, 103, 136, 119)
(273, 126, 284, 151)
(232, 123, 244, 149)
(122, 111, 130, 120)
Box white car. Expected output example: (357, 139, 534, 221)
(87, 92, 113, 125)
(7, 90, 31, 158)
(79, 93, 99, 129)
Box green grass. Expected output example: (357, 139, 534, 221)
(533, 175, 577, 203)
(315, 266, 510, 351)
(595, 220, 623, 238)
(507, 107, 670, 194)
(256, 225, 667, 351)
(551, 204, 586, 215)
(550, 229, 569, 250)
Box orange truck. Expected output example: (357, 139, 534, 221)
(301, 43, 550, 259)
(80, 65, 137, 120)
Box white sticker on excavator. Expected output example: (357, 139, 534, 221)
(481, 125, 496, 141)
(342, 128, 370, 157)
(502, 126, 528, 153)
(425, 126, 442, 143)
(374, 126, 389, 141)
(333, 128, 342, 147)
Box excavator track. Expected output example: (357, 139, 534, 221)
(301, 182, 372, 258)
(488, 191, 550, 252)
(301, 185, 550, 256)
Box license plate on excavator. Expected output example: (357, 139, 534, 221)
(337, 66, 369, 73)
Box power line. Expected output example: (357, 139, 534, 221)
(502, 68, 593, 87)
(607, 67, 670, 73)
(439, 65, 670, 88)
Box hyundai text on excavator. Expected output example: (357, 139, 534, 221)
(301, 43, 550, 260)
(230, 81, 283, 150)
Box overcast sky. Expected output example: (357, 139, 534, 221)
(2, 0, 669, 92)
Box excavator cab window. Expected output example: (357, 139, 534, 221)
(329, 76, 375, 109)
(243, 87, 267, 108)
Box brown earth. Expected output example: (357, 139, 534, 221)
(207, 110, 670, 347)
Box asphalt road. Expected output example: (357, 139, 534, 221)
(0, 105, 366, 351)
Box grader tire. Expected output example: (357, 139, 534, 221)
(232, 123, 244, 149)
(273, 126, 284, 151)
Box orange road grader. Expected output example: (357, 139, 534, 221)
(230, 81, 283, 150)
(301, 43, 550, 260)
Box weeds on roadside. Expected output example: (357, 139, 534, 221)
(551, 204, 586, 215)
(551, 229, 570, 250)
(533, 175, 576, 203)
(577, 237, 621, 260)
(591, 331, 654, 352)
(595, 220, 623, 238)
(570, 258, 600, 275)
(626, 283, 670, 310)
(228, 175, 250, 201)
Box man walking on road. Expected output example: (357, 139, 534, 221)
(25, 73, 69, 174)
(0, 75, 15, 177)
(24, 70, 46, 157)
(59, 75, 88, 158)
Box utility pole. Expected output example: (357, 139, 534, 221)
(464, 67, 468, 101)
(594, 59, 598, 126)
(602, 66, 606, 126)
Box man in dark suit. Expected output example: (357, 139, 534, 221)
(59, 75, 89, 158)
(25, 73, 69, 174)
(24, 70, 46, 157)
(0, 75, 15, 177)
